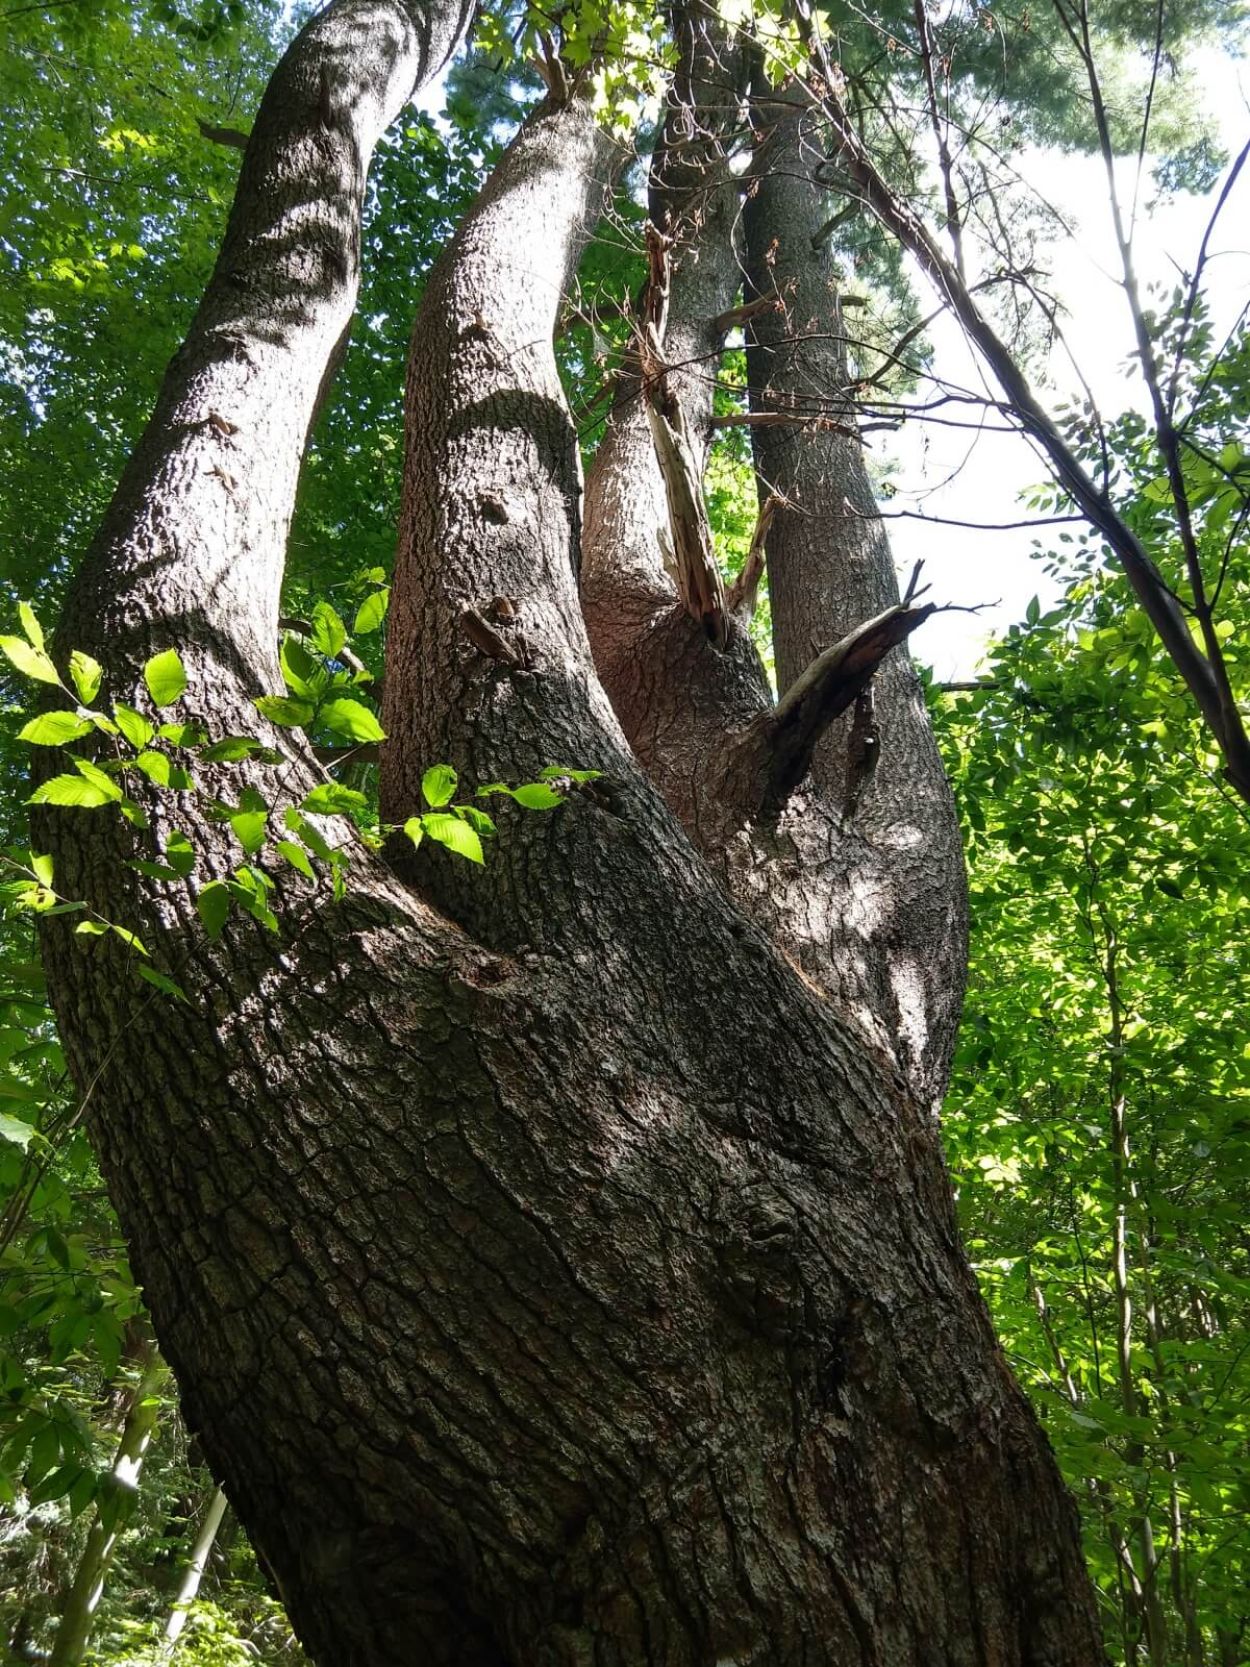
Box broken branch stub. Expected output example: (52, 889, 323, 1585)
(724, 599, 936, 819)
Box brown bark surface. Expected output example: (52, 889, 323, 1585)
(36, 7, 1105, 1665)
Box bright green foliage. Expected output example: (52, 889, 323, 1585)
(0, 0, 283, 617)
(939, 438, 1250, 1658)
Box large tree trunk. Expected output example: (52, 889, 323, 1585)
(36, 7, 1106, 1664)
(738, 83, 968, 1108)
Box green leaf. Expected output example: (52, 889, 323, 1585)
(18, 602, 45, 652)
(538, 764, 602, 783)
(143, 648, 187, 707)
(320, 698, 385, 743)
(455, 805, 496, 837)
(301, 783, 367, 816)
(72, 758, 123, 801)
(69, 651, 103, 705)
(136, 964, 189, 1002)
(67, 1470, 96, 1521)
(511, 782, 565, 811)
(403, 816, 425, 850)
(255, 695, 315, 727)
(201, 735, 262, 762)
(353, 587, 390, 634)
(128, 859, 183, 882)
(74, 921, 109, 937)
(196, 881, 231, 938)
(30, 775, 115, 809)
(422, 812, 484, 864)
(158, 722, 203, 747)
(284, 809, 336, 864)
(279, 635, 324, 700)
(29, 1464, 83, 1507)
(130, 750, 174, 787)
(228, 866, 278, 931)
(0, 1112, 35, 1151)
(229, 809, 268, 855)
(310, 602, 347, 659)
(110, 925, 148, 956)
(112, 704, 155, 748)
(163, 831, 196, 877)
(0, 635, 61, 684)
(17, 706, 92, 746)
(276, 840, 315, 879)
(30, 853, 54, 887)
(421, 764, 457, 808)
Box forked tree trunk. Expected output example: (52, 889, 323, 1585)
(37, 5, 1105, 1664)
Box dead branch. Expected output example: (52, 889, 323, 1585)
(710, 410, 859, 438)
(197, 118, 250, 150)
(314, 744, 379, 766)
(712, 295, 784, 334)
(726, 492, 781, 616)
(636, 222, 729, 647)
(645, 398, 729, 645)
(734, 598, 935, 818)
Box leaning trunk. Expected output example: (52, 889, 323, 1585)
(36, 10, 1105, 1666)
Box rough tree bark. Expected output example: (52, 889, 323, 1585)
(37, 3, 1106, 1664)
(739, 83, 968, 1108)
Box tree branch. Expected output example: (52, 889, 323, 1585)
(712, 295, 783, 333)
(197, 117, 250, 150)
(726, 492, 780, 616)
(710, 409, 859, 437)
(639, 222, 730, 646)
(798, 26, 1250, 803)
(734, 596, 936, 817)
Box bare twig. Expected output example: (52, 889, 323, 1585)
(710, 409, 860, 437)
(911, 0, 965, 277)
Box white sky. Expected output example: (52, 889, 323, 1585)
(884, 45, 1250, 678)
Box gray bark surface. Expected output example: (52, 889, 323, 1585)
(735, 86, 968, 1106)
(36, 10, 1105, 1666)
